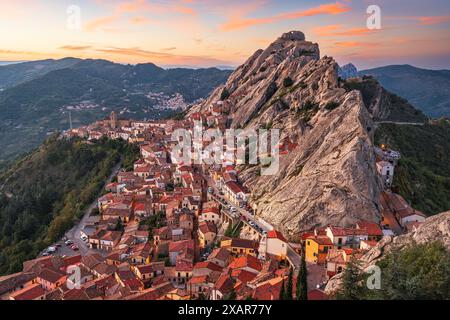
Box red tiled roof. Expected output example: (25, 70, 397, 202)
(38, 268, 66, 284)
(229, 255, 262, 272)
(215, 274, 233, 293)
(267, 230, 287, 242)
(307, 235, 333, 246)
(10, 283, 45, 300)
(199, 221, 217, 235)
(194, 261, 223, 272)
(356, 221, 383, 236)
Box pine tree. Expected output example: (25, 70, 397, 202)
(286, 267, 293, 300)
(337, 255, 363, 300)
(279, 278, 286, 300)
(296, 253, 308, 300)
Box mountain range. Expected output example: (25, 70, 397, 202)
(0, 58, 231, 167)
(338, 63, 450, 118)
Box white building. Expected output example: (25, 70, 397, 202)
(376, 160, 394, 188)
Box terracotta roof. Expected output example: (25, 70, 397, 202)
(267, 230, 287, 242)
(38, 268, 66, 284)
(208, 248, 230, 262)
(194, 261, 223, 273)
(307, 235, 333, 246)
(356, 221, 383, 236)
(199, 221, 217, 235)
(10, 283, 45, 300)
(215, 274, 234, 293)
(225, 238, 258, 249)
(231, 269, 257, 283)
(0, 272, 36, 296)
(229, 255, 262, 272)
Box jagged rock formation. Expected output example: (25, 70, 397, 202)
(191, 31, 395, 239)
(324, 211, 450, 295)
(338, 63, 359, 80)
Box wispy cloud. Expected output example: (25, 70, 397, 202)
(220, 2, 351, 31)
(313, 24, 376, 37)
(129, 16, 152, 25)
(332, 41, 378, 48)
(85, 15, 119, 32)
(416, 15, 450, 26)
(59, 45, 92, 51)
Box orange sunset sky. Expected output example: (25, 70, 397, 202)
(1, 0, 450, 69)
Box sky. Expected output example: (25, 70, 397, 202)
(0, 0, 450, 70)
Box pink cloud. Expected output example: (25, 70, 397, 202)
(220, 2, 351, 31)
(416, 15, 450, 26)
(85, 15, 119, 32)
(313, 24, 376, 37)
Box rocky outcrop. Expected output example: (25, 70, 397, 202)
(338, 63, 359, 80)
(324, 211, 450, 295)
(191, 31, 385, 239)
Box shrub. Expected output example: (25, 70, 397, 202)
(325, 101, 339, 111)
(283, 77, 294, 88)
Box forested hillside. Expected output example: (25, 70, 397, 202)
(0, 136, 139, 275)
(375, 121, 450, 215)
(0, 58, 231, 167)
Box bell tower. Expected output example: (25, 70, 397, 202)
(110, 111, 117, 129)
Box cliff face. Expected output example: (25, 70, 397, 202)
(324, 211, 450, 295)
(192, 31, 382, 239)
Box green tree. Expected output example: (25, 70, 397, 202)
(296, 253, 308, 300)
(337, 255, 363, 300)
(285, 267, 293, 300)
(279, 278, 286, 300)
(366, 242, 450, 300)
(220, 88, 230, 101)
(283, 77, 294, 88)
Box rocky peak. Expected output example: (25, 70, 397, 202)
(190, 31, 385, 238)
(338, 63, 359, 79)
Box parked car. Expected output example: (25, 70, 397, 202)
(71, 245, 79, 251)
(80, 235, 88, 241)
(47, 246, 57, 253)
(65, 240, 73, 246)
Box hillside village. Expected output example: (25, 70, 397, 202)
(0, 102, 428, 301)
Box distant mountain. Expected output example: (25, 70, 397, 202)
(0, 58, 231, 166)
(338, 63, 358, 79)
(360, 65, 450, 118)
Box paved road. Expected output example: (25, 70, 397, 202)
(286, 245, 301, 271)
(203, 173, 270, 233)
(43, 161, 123, 258)
(375, 121, 425, 126)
